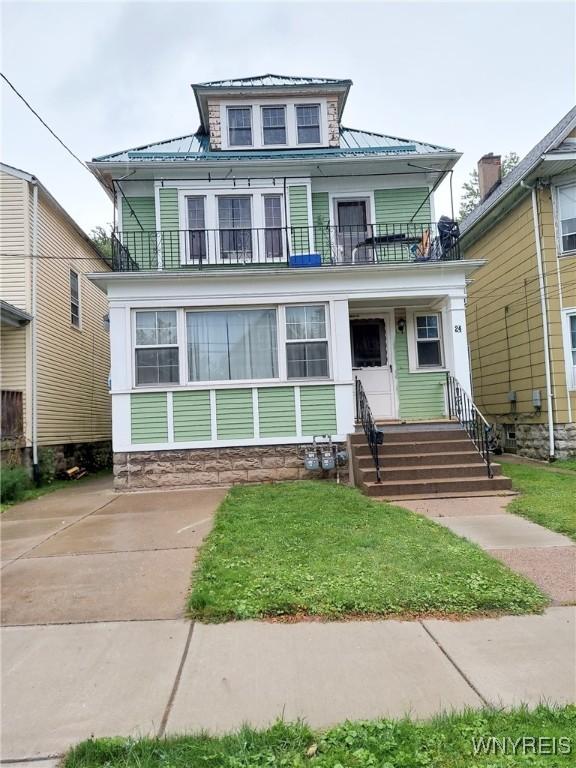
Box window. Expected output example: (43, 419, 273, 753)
(186, 197, 206, 262)
(558, 185, 576, 253)
(134, 310, 179, 386)
(263, 195, 283, 259)
(504, 424, 517, 453)
(296, 104, 321, 144)
(570, 314, 576, 387)
(262, 106, 286, 145)
(227, 107, 252, 146)
(415, 314, 443, 367)
(70, 270, 80, 327)
(187, 309, 277, 382)
(218, 196, 252, 260)
(286, 305, 329, 378)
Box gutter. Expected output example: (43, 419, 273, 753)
(523, 180, 555, 460)
(31, 181, 40, 481)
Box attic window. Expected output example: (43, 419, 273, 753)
(296, 104, 321, 144)
(227, 107, 252, 146)
(262, 106, 286, 145)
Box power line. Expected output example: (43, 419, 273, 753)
(1, 72, 88, 171)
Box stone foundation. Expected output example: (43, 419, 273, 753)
(493, 422, 576, 460)
(114, 444, 349, 491)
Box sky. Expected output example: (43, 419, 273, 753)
(1, 0, 575, 234)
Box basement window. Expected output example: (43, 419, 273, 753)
(504, 424, 517, 453)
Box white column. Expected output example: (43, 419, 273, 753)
(109, 305, 131, 391)
(331, 299, 352, 382)
(445, 294, 471, 395)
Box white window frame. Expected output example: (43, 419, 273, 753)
(261, 104, 288, 147)
(561, 308, 576, 390)
(406, 310, 446, 373)
(555, 182, 576, 256)
(69, 269, 81, 329)
(226, 105, 253, 148)
(185, 306, 281, 386)
(284, 303, 331, 380)
(133, 309, 180, 388)
(295, 103, 322, 145)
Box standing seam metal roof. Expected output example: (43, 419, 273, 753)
(192, 74, 352, 88)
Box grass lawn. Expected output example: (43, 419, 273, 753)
(65, 706, 576, 767)
(553, 458, 576, 472)
(0, 469, 112, 514)
(188, 481, 545, 621)
(502, 462, 576, 541)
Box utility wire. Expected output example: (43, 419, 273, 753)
(1, 72, 88, 171)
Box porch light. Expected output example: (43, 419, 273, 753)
(397, 318, 406, 333)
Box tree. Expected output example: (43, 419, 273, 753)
(89, 225, 113, 261)
(458, 152, 520, 220)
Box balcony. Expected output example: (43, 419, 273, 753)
(110, 219, 460, 271)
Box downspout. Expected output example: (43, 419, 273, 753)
(31, 181, 40, 482)
(523, 180, 555, 459)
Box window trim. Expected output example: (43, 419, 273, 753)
(406, 311, 446, 373)
(185, 306, 280, 385)
(70, 269, 81, 329)
(561, 308, 576, 391)
(133, 309, 180, 388)
(284, 303, 331, 380)
(555, 181, 576, 256)
(226, 105, 253, 148)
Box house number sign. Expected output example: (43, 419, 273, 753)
(454, 325, 462, 333)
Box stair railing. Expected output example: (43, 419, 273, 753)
(446, 373, 493, 478)
(355, 377, 382, 483)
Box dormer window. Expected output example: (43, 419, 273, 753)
(296, 104, 321, 144)
(227, 107, 252, 146)
(262, 106, 286, 145)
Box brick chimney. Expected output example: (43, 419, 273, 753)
(478, 153, 502, 202)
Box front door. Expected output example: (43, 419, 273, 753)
(351, 318, 395, 419)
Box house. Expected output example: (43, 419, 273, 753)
(460, 107, 576, 460)
(87, 74, 511, 496)
(0, 163, 112, 478)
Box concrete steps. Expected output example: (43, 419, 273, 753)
(351, 422, 513, 499)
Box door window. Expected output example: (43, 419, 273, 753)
(351, 320, 387, 368)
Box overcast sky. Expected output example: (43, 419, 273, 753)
(1, 0, 575, 234)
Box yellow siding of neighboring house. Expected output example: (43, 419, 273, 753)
(465, 187, 574, 428)
(0, 170, 31, 443)
(35, 194, 112, 446)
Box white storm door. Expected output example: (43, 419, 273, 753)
(351, 318, 395, 419)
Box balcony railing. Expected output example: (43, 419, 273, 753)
(111, 219, 460, 271)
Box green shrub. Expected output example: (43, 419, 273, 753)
(38, 447, 57, 484)
(1, 465, 32, 503)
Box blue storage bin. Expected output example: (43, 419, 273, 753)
(289, 253, 322, 268)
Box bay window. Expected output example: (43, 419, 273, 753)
(262, 106, 286, 145)
(187, 308, 278, 382)
(227, 107, 252, 146)
(296, 104, 321, 144)
(135, 310, 179, 385)
(286, 305, 329, 378)
(415, 314, 443, 367)
(557, 184, 576, 253)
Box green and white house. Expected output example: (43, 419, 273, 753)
(88, 75, 483, 490)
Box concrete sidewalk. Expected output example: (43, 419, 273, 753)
(2, 608, 574, 759)
(400, 496, 576, 605)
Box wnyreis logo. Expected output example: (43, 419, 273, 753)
(472, 736, 572, 756)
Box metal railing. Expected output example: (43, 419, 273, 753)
(110, 220, 461, 271)
(446, 373, 494, 478)
(355, 377, 383, 483)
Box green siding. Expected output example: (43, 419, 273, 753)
(289, 185, 310, 253)
(300, 385, 337, 435)
(131, 393, 168, 443)
(173, 390, 212, 442)
(216, 389, 254, 439)
(258, 387, 297, 437)
(311, 191, 331, 262)
(121, 196, 156, 268)
(374, 188, 431, 224)
(159, 187, 180, 268)
(394, 331, 446, 420)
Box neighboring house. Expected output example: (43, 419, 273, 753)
(460, 107, 576, 460)
(0, 163, 112, 477)
(88, 74, 504, 496)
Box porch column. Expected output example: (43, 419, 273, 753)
(444, 295, 472, 395)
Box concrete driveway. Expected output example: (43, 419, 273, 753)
(1, 476, 226, 624)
